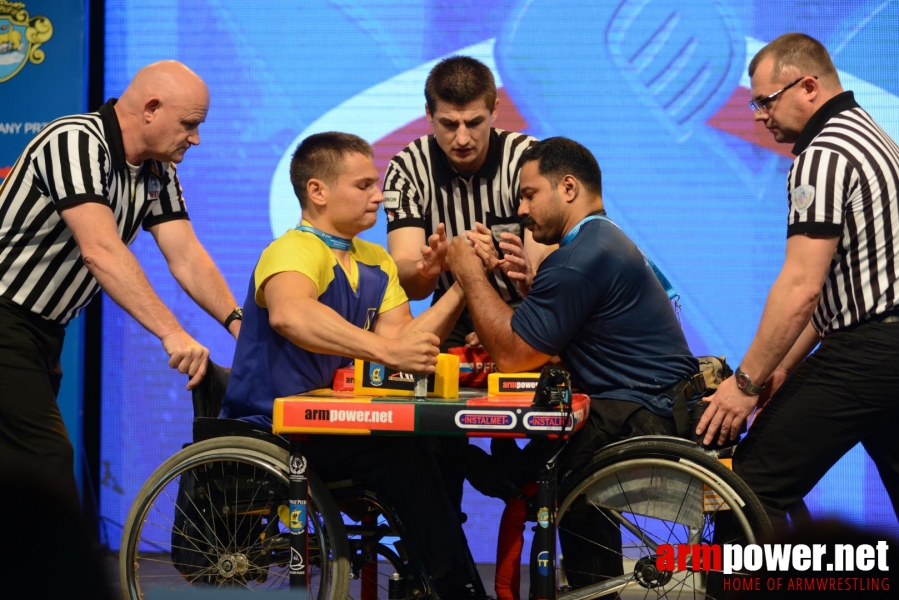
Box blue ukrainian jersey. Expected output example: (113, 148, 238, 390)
(221, 224, 407, 427)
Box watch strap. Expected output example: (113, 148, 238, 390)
(735, 366, 765, 395)
(223, 307, 243, 330)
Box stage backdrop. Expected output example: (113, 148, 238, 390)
(1, 0, 86, 489)
(100, 0, 899, 558)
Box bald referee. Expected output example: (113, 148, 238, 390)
(0, 61, 241, 506)
(697, 33, 899, 530)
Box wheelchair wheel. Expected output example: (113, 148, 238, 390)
(555, 437, 771, 599)
(120, 437, 351, 599)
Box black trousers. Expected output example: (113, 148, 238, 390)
(734, 319, 899, 530)
(708, 319, 899, 599)
(0, 298, 79, 510)
(299, 435, 470, 584)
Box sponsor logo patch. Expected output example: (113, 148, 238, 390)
(383, 190, 401, 209)
(454, 410, 516, 429)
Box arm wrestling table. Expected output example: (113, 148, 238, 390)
(271, 387, 591, 599)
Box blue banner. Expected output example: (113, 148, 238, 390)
(98, 0, 899, 557)
(1, 0, 86, 490)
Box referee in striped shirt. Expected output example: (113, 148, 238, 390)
(698, 34, 899, 531)
(383, 56, 548, 349)
(0, 61, 241, 507)
(382, 56, 549, 516)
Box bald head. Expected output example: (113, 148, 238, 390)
(116, 61, 210, 165)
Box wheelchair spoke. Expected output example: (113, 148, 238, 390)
(121, 438, 350, 600)
(556, 440, 771, 599)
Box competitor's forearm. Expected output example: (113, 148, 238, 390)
(270, 296, 392, 364)
(402, 283, 466, 342)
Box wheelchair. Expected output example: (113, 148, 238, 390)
(551, 436, 771, 598)
(119, 361, 772, 599)
(119, 361, 457, 600)
(119, 361, 341, 598)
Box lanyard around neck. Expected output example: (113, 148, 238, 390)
(559, 214, 606, 248)
(295, 224, 352, 251)
(559, 214, 678, 301)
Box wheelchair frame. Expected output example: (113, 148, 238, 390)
(119, 361, 772, 599)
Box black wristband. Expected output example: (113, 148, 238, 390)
(223, 307, 243, 330)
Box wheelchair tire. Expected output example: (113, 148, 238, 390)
(120, 436, 351, 599)
(555, 436, 771, 599)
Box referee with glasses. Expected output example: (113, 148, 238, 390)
(0, 61, 241, 508)
(697, 33, 899, 531)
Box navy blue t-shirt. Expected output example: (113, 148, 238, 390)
(511, 218, 697, 416)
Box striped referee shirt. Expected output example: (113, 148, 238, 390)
(786, 91, 899, 334)
(382, 128, 536, 303)
(0, 100, 188, 324)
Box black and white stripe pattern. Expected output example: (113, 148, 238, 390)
(0, 101, 187, 324)
(383, 128, 535, 302)
(787, 105, 899, 334)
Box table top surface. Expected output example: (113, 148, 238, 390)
(272, 390, 590, 438)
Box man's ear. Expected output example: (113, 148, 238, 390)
(143, 98, 161, 123)
(801, 75, 820, 103)
(490, 98, 499, 121)
(306, 178, 328, 208)
(560, 174, 579, 203)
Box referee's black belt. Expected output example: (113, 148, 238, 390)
(870, 305, 899, 324)
(831, 306, 899, 335)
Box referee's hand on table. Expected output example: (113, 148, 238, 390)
(161, 329, 210, 390)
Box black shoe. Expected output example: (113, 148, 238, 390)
(491, 438, 543, 488)
(462, 445, 523, 500)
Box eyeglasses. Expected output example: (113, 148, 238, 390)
(748, 76, 816, 114)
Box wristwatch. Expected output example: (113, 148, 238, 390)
(223, 307, 243, 330)
(734, 367, 764, 396)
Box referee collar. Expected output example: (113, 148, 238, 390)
(429, 128, 502, 185)
(98, 98, 128, 171)
(792, 91, 860, 156)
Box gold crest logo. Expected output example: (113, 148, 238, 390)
(0, 1, 53, 83)
(369, 363, 384, 386)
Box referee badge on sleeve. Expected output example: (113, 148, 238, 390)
(383, 191, 400, 210)
(790, 185, 815, 214)
(148, 178, 161, 200)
